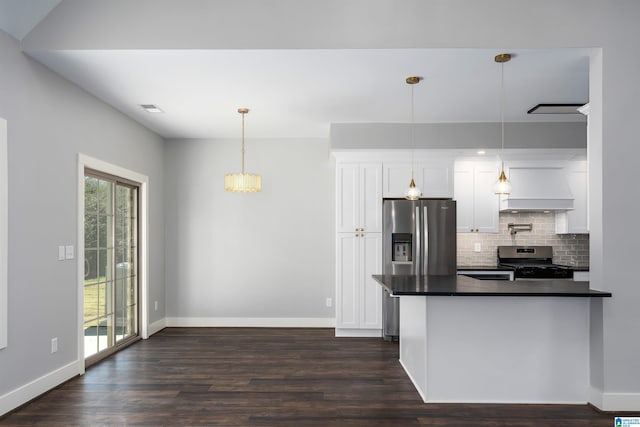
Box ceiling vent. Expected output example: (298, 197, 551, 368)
(527, 104, 585, 114)
(139, 104, 164, 113)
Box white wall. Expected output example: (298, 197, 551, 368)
(164, 137, 334, 325)
(0, 118, 6, 350)
(0, 30, 165, 408)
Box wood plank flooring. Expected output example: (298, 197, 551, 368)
(0, 327, 618, 426)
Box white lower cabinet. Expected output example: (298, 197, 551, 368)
(336, 232, 382, 335)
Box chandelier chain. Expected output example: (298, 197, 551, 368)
(241, 110, 246, 174)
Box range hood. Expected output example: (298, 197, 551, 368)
(499, 166, 574, 212)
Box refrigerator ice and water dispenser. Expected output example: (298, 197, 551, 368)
(392, 233, 412, 262)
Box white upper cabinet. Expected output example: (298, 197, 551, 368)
(383, 159, 453, 198)
(454, 166, 475, 231)
(336, 162, 383, 233)
(556, 105, 589, 234)
(454, 161, 499, 233)
(556, 160, 589, 234)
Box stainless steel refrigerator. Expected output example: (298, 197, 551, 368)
(382, 199, 457, 340)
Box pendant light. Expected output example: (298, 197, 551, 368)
(224, 108, 262, 193)
(405, 76, 422, 200)
(493, 53, 512, 195)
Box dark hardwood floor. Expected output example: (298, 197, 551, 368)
(0, 328, 617, 426)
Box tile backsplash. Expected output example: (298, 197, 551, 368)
(457, 212, 589, 267)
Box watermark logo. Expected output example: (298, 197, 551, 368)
(616, 417, 640, 427)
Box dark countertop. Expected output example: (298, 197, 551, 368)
(372, 274, 611, 298)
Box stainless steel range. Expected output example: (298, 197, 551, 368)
(497, 246, 573, 280)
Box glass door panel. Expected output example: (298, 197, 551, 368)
(84, 172, 138, 362)
(115, 185, 137, 343)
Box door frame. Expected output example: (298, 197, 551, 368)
(76, 154, 149, 375)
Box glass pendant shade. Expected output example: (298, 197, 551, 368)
(493, 164, 512, 195)
(225, 108, 262, 193)
(405, 178, 422, 200)
(224, 173, 262, 192)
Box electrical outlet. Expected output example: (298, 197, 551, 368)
(51, 337, 58, 354)
(326, 298, 332, 308)
(474, 242, 482, 252)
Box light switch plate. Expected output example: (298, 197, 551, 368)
(474, 243, 482, 252)
(58, 246, 65, 261)
(65, 245, 74, 260)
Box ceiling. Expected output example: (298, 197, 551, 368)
(0, 0, 60, 40)
(0, 1, 589, 140)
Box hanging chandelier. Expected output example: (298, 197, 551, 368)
(493, 53, 512, 195)
(405, 76, 423, 201)
(224, 108, 262, 193)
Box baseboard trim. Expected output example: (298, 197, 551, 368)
(334, 328, 382, 337)
(165, 317, 336, 328)
(589, 386, 640, 411)
(0, 360, 79, 417)
(147, 318, 167, 336)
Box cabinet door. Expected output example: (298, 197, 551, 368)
(337, 163, 382, 233)
(473, 166, 500, 233)
(564, 166, 588, 233)
(454, 166, 475, 232)
(336, 163, 360, 233)
(382, 162, 413, 198)
(418, 161, 454, 198)
(454, 162, 499, 233)
(360, 233, 382, 329)
(360, 163, 383, 232)
(336, 234, 359, 328)
(556, 161, 588, 234)
(383, 160, 453, 198)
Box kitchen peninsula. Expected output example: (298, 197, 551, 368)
(373, 274, 611, 404)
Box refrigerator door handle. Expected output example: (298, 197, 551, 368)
(415, 205, 421, 276)
(423, 205, 429, 274)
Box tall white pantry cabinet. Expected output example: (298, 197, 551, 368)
(335, 162, 383, 336)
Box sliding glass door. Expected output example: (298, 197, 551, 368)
(84, 170, 139, 363)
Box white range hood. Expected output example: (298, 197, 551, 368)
(499, 166, 574, 212)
